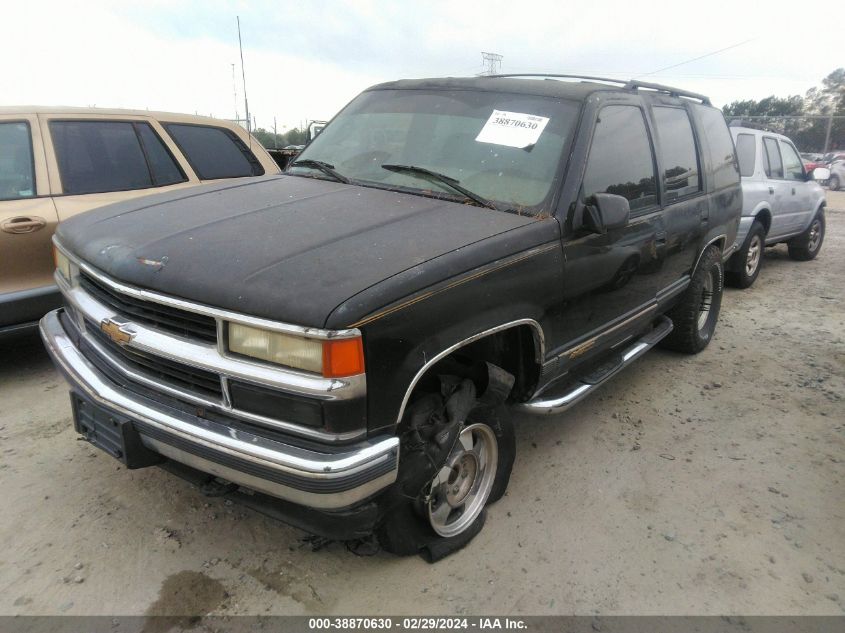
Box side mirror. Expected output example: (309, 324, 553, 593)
(810, 167, 830, 181)
(582, 193, 631, 234)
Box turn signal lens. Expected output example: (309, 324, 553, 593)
(322, 337, 365, 378)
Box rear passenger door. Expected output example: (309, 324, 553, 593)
(41, 116, 197, 222)
(0, 115, 59, 304)
(560, 103, 665, 352)
(761, 136, 790, 238)
(649, 104, 707, 296)
(779, 139, 813, 232)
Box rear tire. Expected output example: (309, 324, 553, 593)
(659, 245, 723, 354)
(788, 210, 825, 261)
(829, 175, 840, 191)
(726, 221, 766, 289)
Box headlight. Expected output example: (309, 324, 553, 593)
(53, 245, 72, 281)
(228, 322, 364, 378)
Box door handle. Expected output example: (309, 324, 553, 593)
(1, 216, 47, 234)
(655, 231, 668, 244)
(768, 187, 774, 195)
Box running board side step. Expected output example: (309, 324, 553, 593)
(516, 316, 673, 416)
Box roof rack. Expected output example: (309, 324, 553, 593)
(488, 73, 629, 86)
(622, 79, 711, 105)
(487, 74, 711, 105)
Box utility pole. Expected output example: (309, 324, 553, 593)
(237, 16, 250, 132)
(273, 117, 278, 149)
(824, 112, 833, 154)
(480, 52, 503, 76)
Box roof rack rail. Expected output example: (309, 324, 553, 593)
(488, 73, 629, 86)
(487, 74, 711, 105)
(622, 79, 711, 105)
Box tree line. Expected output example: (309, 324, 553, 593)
(722, 68, 844, 153)
(251, 127, 308, 149)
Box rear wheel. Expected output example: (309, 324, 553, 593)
(829, 174, 840, 191)
(788, 210, 825, 261)
(659, 245, 723, 354)
(726, 221, 766, 289)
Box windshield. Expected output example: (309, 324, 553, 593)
(290, 88, 581, 213)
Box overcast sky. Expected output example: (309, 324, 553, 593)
(3, 0, 840, 130)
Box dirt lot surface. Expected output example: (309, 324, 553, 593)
(1, 192, 844, 617)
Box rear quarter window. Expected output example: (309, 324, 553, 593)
(695, 106, 739, 190)
(164, 124, 264, 180)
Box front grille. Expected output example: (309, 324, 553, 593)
(87, 320, 223, 400)
(80, 272, 218, 343)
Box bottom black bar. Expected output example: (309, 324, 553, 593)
(0, 616, 842, 633)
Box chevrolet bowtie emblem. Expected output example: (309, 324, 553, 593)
(100, 318, 134, 346)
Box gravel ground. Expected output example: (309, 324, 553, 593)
(1, 192, 843, 617)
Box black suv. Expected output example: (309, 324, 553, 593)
(41, 75, 740, 559)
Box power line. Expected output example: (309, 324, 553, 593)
(638, 38, 756, 78)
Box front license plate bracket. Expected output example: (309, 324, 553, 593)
(70, 393, 164, 469)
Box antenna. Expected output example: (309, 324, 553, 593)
(237, 16, 250, 132)
(479, 52, 503, 76)
(231, 63, 239, 123)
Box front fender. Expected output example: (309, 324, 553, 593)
(349, 239, 562, 436)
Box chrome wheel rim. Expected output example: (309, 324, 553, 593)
(427, 423, 498, 538)
(697, 270, 714, 330)
(745, 235, 762, 276)
(808, 220, 822, 252)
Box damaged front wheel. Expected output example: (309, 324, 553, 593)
(376, 372, 515, 561)
(427, 422, 498, 538)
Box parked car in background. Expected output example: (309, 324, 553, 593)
(800, 153, 824, 174)
(727, 127, 828, 288)
(41, 75, 740, 558)
(829, 160, 844, 191)
(820, 151, 845, 166)
(0, 107, 279, 336)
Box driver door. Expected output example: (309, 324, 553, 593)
(559, 104, 666, 366)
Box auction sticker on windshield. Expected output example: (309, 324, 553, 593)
(475, 110, 550, 148)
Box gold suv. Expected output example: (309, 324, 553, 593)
(0, 107, 279, 335)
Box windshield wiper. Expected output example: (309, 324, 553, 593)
(290, 159, 350, 184)
(380, 164, 498, 211)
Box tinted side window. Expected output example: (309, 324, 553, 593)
(695, 107, 739, 190)
(653, 107, 700, 199)
(51, 121, 152, 194)
(735, 133, 756, 177)
(164, 124, 264, 180)
(763, 138, 783, 178)
(583, 105, 657, 212)
(136, 124, 186, 186)
(779, 141, 804, 181)
(0, 121, 35, 200)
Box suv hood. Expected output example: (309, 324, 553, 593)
(57, 175, 537, 327)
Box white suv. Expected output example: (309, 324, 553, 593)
(726, 126, 828, 288)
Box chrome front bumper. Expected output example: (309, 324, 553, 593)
(40, 309, 399, 510)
